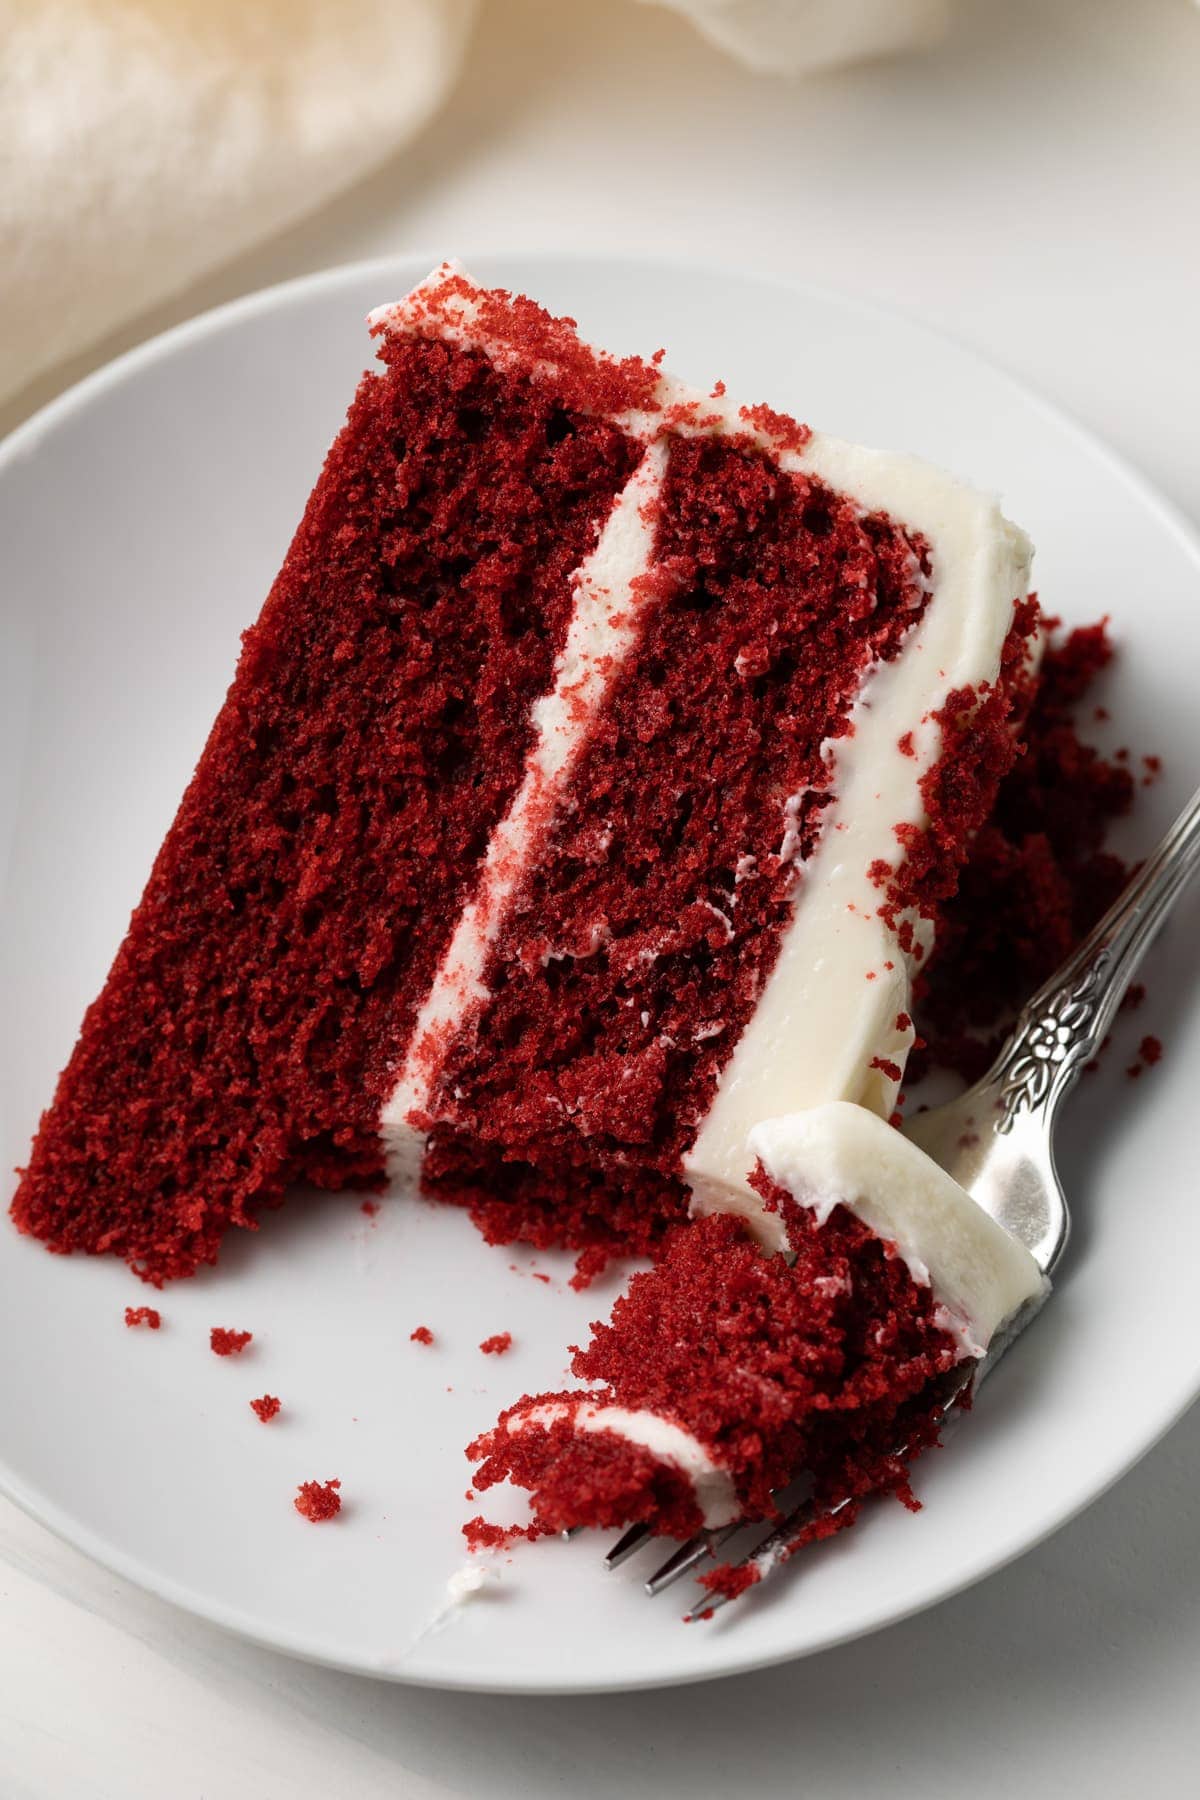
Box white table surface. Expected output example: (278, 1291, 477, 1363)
(4, 0, 1199, 1793)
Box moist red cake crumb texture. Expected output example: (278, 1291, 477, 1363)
(124, 1306, 161, 1329)
(410, 1325, 434, 1346)
(294, 1478, 341, 1522)
(250, 1394, 281, 1422)
(11, 312, 642, 1283)
(469, 1197, 958, 1543)
(479, 1332, 513, 1355)
(210, 1327, 253, 1356)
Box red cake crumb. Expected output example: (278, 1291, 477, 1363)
(360, 1200, 379, 1217)
(294, 1478, 341, 1522)
(1122, 984, 1147, 1013)
(250, 1394, 281, 1422)
(1127, 1034, 1164, 1078)
(410, 1325, 434, 1346)
(697, 1561, 762, 1606)
(124, 1306, 161, 1329)
(463, 1516, 540, 1552)
(870, 1056, 903, 1083)
(1142, 755, 1162, 786)
(479, 1332, 513, 1355)
(532, 1272, 551, 1284)
(210, 1327, 253, 1356)
(898, 731, 916, 758)
(737, 401, 812, 453)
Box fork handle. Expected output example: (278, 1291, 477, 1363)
(990, 784, 1200, 1135)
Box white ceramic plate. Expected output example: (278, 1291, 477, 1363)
(2, 253, 1199, 1695)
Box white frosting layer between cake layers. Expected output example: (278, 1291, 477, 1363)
(749, 1102, 1047, 1358)
(372, 265, 1033, 1248)
(380, 437, 670, 1177)
(510, 1400, 739, 1528)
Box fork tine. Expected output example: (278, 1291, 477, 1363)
(682, 1367, 978, 1613)
(682, 1586, 734, 1623)
(604, 1520, 653, 1568)
(679, 1378, 975, 1616)
(644, 1522, 740, 1595)
(682, 1495, 855, 1621)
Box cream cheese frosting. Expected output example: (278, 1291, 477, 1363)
(750, 1102, 1047, 1358)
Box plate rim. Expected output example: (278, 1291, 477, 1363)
(2, 247, 1199, 1694)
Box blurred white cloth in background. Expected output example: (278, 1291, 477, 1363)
(647, 0, 951, 75)
(1, 0, 478, 404)
(0, 0, 953, 407)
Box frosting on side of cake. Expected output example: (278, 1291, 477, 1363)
(509, 1398, 739, 1527)
(750, 1102, 1047, 1358)
(686, 469, 1030, 1244)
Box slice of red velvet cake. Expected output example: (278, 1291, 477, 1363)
(13, 264, 1034, 1305)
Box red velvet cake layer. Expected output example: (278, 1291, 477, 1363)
(422, 436, 932, 1263)
(468, 1189, 960, 1543)
(12, 338, 640, 1281)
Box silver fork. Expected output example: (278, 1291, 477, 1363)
(605, 784, 1200, 1617)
